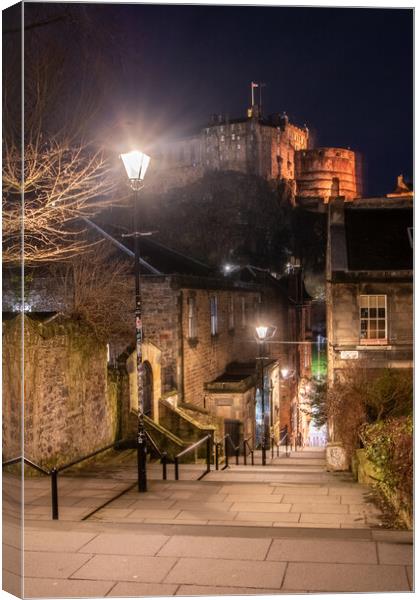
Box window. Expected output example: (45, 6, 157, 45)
(220, 135, 225, 142)
(187, 297, 197, 339)
(210, 296, 218, 336)
(360, 295, 387, 344)
(228, 295, 234, 330)
(240, 296, 246, 328)
(231, 134, 236, 140)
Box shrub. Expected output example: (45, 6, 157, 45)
(360, 416, 413, 517)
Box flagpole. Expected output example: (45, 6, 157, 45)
(251, 82, 255, 106)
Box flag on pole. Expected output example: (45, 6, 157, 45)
(251, 82, 259, 88)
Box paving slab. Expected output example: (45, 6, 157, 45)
(128, 509, 182, 519)
(24, 551, 93, 579)
(24, 577, 115, 598)
(78, 533, 169, 556)
(290, 503, 349, 514)
(230, 502, 292, 513)
(283, 562, 410, 592)
(282, 494, 341, 504)
(175, 584, 289, 596)
(3, 544, 22, 576)
(24, 531, 97, 552)
(272, 486, 328, 495)
(2, 570, 22, 598)
(70, 554, 177, 583)
(235, 511, 299, 523)
(157, 535, 271, 560)
(267, 539, 377, 564)
(377, 541, 413, 565)
(224, 494, 284, 503)
(299, 513, 366, 525)
(107, 581, 179, 596)
(176, 510, 234, 521)
(164, 557, 287, 588)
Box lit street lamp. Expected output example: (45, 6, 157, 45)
(120, 149, 151, 492)
(255, 324, 277, 466)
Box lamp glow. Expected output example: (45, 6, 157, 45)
(255, 324, 277, 341)
(281, 367, 290, 379)
(256, 326, 269, 340)
(120, 150, 151, 182)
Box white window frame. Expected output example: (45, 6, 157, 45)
(210, 295, 218, 336)
(187, 296, 197, 339)
(359, 294, 387, 345)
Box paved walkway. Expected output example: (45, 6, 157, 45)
(3, 447, 414, 596)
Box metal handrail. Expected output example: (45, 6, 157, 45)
(271, 432, 290, 458)
(144, 430, 168, 480)
(3, 438, 134, 520)
(243, 437, 254, 466)
(174, 434, 212, 481)
(222, 434, 240, 469)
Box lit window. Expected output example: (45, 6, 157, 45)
(210, 296, 218, 336)
(228, 296, 234, 330)
(237, 144, 241, 150)
(188, 297, 197, 339)
(231, 134, 235, 140)
(221, 135, 225, 142)
(360, 295, 387, 344)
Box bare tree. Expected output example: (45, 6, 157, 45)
(52, 244, 133, 342)
(2, 5, 129, 265)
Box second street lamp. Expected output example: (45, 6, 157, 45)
(255, 325, 277, 466)
(120, 149, 151, 492)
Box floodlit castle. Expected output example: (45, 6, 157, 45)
(149, 83, 362, 204)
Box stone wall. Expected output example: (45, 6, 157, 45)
(2, 315, 119, 467)
(181, 288, 260, 406)
(327, 281, 413, 381)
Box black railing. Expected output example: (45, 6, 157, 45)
(243, 437, 254, 466)
(2, 437, 143, 520)
(144, 430, 168, 480)
(222, 434, 240, 469)
(271, 432, 291, 459)
(174, 434, 212, 481)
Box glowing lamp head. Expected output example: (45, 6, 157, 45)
(281, 367, 290, 379)
(120, 150, 151, 183)
(255, 325, 276, 341)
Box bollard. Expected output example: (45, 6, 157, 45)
(271, 442, 274, 460)
(174, 457, 179, 481)
(243, 441, 247, 466)
(235, 448, 239, 466)
(215, 443, 219, 470)
(251, 450, 254, 466)
(51, 468, 59, 520)
(162, 452, 167, 480)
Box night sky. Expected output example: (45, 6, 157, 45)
(23, 3, 413, 196)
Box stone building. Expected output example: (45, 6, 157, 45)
(146, 96, 361, 205)
(326, 195, 413, 385)
(3, 225, 311, 461)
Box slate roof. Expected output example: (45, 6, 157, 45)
(345, 207, 413, 271)
(85, 219, 215, 277)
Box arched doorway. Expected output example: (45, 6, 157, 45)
(142, 361, 153, 418)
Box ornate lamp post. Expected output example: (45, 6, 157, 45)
(120, 150, 151, 492)
(255, 325, 277, 466)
